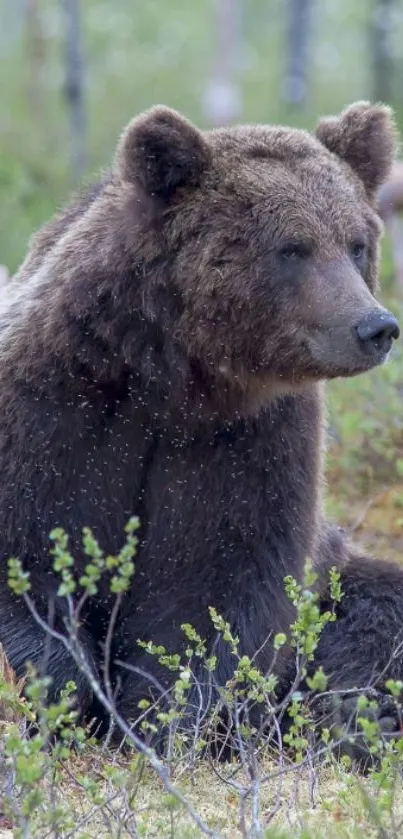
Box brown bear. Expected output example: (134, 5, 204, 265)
(1, 101, 403, 760)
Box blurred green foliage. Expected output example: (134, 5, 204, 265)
(1, 0, 403, 271)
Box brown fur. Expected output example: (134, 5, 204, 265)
(0, 103, 402, 758)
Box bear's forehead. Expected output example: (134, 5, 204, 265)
(202, 140, 363, 232)
(207, 124, 320, 160)
(206, 125, 362, 207)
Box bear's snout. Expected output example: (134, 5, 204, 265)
(355, 309, 400, 358)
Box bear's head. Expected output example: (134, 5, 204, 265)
(114, 102, 400, 411)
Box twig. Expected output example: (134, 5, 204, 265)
(21, 592, 223, 839)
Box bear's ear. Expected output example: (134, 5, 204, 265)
(315, 101, 398, 199)
(115, 106, 211, 199)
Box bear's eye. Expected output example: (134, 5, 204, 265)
(278, 242, 311, 261)
(350, 241, 366, 262)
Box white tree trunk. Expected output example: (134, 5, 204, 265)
(202, 0, 243, 126)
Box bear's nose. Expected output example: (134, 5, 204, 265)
(355, 310, 400, 353)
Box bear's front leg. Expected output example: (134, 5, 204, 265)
(313, 550, 403, 767)
(0, 585, 98, 719)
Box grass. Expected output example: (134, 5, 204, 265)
(2, 736, 403, 837)
(45, 757, 403, 838)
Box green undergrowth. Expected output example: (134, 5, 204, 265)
(1, 529, 403, 837)
(325, 243, 403, 563)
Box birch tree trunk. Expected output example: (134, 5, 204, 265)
(202, 0, 243, 126)
(60, 0, 86, 182)
(369, 0, 395, 103)
(281, 0, 314, 109)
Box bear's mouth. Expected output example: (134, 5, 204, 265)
(306, 322, 397, 379)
